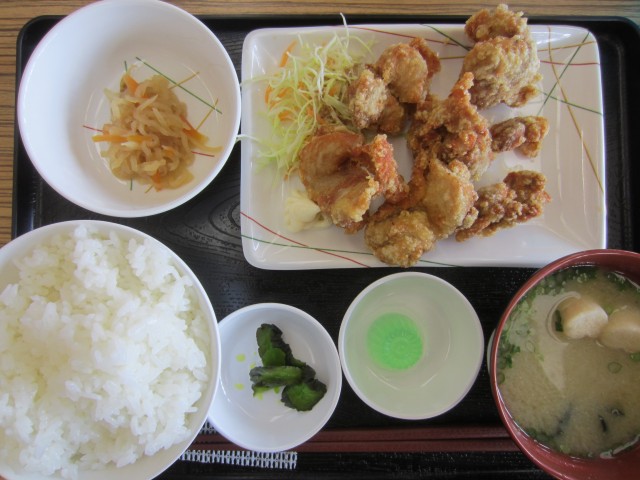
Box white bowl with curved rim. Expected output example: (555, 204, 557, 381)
(0, 220, 220, 480)
(208, 303, 342, 452)
(17, 0, 240, 217)
(339, 272, 484, 420)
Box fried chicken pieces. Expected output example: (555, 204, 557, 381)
(461, 4, 542, 109)
(365, 156, 479, 267)
(298, 38, 441, 237)
(491, 116, 549, 157)
(365, 75, 485, 267)
(348, 37, 441, 134)
(298, 131, 407, 233)
(292, 5, 550, 267)
(408, 72, 494, 181)
(456, 170, 551, 241)
(375, 38, 441, 104)
(363, 70, 550, 267)
(364, 210, 436, 268)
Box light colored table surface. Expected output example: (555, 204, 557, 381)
(1, 0, 638, 248)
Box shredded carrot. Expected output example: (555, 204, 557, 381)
(179, 115, 206, 142)
(183, 126, 209, 144)
(264, 84, 273, 104)
(267, 86, 294, 107)
(180, 114, 196, 131)
(150, 172, 164, 190)
(92, 133, 152, 144)
(123, 73, 139, 93)
(92, 134, 126, 143)
(126, 134, 152, 143)
(279, 40, 297, 68)
(278, 87, 292, 102)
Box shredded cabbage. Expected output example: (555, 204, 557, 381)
(257, 26, 373, 175)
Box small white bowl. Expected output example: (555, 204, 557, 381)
(339, 272, 484, 420)
(0, 220, 221, 480)
(208, 303, 342, 452)
(17, 0, 241, 217)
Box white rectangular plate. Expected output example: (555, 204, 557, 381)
(240, 22, 606, 269)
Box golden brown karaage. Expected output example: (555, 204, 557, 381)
(456, 170, 551, 241)
(491, 116, 550, 157)
(347, 67, 390, 131)
(364, 209, 436, 268)
(460, 4, 542, 109)
(417, 158, 479, 239)
(408, 72, 494, 180)
(347, 37, 440, 134)
(298, 131, 407, 233)
(465, 2, 528, 41)
(363, 155, 478, 267)
(374, 38, 440, 104)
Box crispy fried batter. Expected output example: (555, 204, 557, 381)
(465, 3, 528, 42)
(354, 134, 409, 203)
(364, 209, 436, 268)
(375, 94, 408, 135)
(347, 69, 407, 135)
(362, 73, 490, 266)
(347, 38, 439, 134)
(455, 170, 551, 241)
(504, 169, 550, 218)
(490, 119, 526, 152)
(298, 132, 407, 233)
(408, 72, 494, 180)
(364, 155, 477, 266)
(491, 116, 549, 157)
(374, 42, 434, 104)
(373, 37, 440, 105)
(409, 37, 442, 80)
(462, 36, 541, 109)
(416, 158, 478, 240)
(298, 131, 371, 231)
(348, 67, 388, 131)
(461, 4, 541, 109)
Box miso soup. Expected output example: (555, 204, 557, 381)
(497, 265, 640, 458)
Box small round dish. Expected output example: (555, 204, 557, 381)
(208, 303, 342, 452)
(339, 272, 484, 420)
(17, 0, 241, 217)
(0, 220, 221, 480)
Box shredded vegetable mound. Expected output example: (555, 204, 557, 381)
(94, 72, 216, 191)
(260, 29, 372, 175)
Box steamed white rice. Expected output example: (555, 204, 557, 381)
(0, 225, 210, 479)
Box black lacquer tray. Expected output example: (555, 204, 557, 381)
(12, 13, 640, 479)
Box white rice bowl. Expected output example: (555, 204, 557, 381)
(0, 221, 220, 480)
